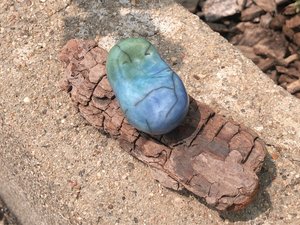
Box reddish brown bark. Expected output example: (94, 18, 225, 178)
(59, 39, 266, 211)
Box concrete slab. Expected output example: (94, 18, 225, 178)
(0, 0, 299, 224)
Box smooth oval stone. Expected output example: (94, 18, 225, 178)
(106, 38, 189, 135)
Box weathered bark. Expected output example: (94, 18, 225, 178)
(59, 39, 266, 211)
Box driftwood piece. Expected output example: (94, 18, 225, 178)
(59, 39, 266, 211)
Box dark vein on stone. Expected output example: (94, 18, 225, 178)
(166, 73, 179, 118)
(117, 45, 132, 63)
(144, 43, 151, 55)
(134, 86, 173, 106)
(145, 119, 152, 133)
(150, 67, 170, 76)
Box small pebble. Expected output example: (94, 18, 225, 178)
(255, 126, 264, 131)
(171, 56, 178, 65)
(174, 197, 183, 203)
(23, 97, 31, 103)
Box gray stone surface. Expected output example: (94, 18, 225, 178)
(203, 0, 245, 22)
(176, 0, 199, 13)
(0, 0, 299, 224)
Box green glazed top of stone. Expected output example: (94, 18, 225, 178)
(107, 38, 161, 81)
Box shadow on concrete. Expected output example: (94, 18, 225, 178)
(0, 195, 20, 225)
(62, 0, 185, 70)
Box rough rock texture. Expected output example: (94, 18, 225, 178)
(59, 39, 266, 211)
(176, 0, 200, 13)
(203, 0, 245, 22)
(254, 0, 276, 12)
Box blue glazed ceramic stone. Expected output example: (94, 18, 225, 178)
(106, 38, 189, 135)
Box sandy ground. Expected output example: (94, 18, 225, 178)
(0, 0, 299, 224)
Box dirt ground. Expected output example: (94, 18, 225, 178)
(0, 0, 299, 225)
